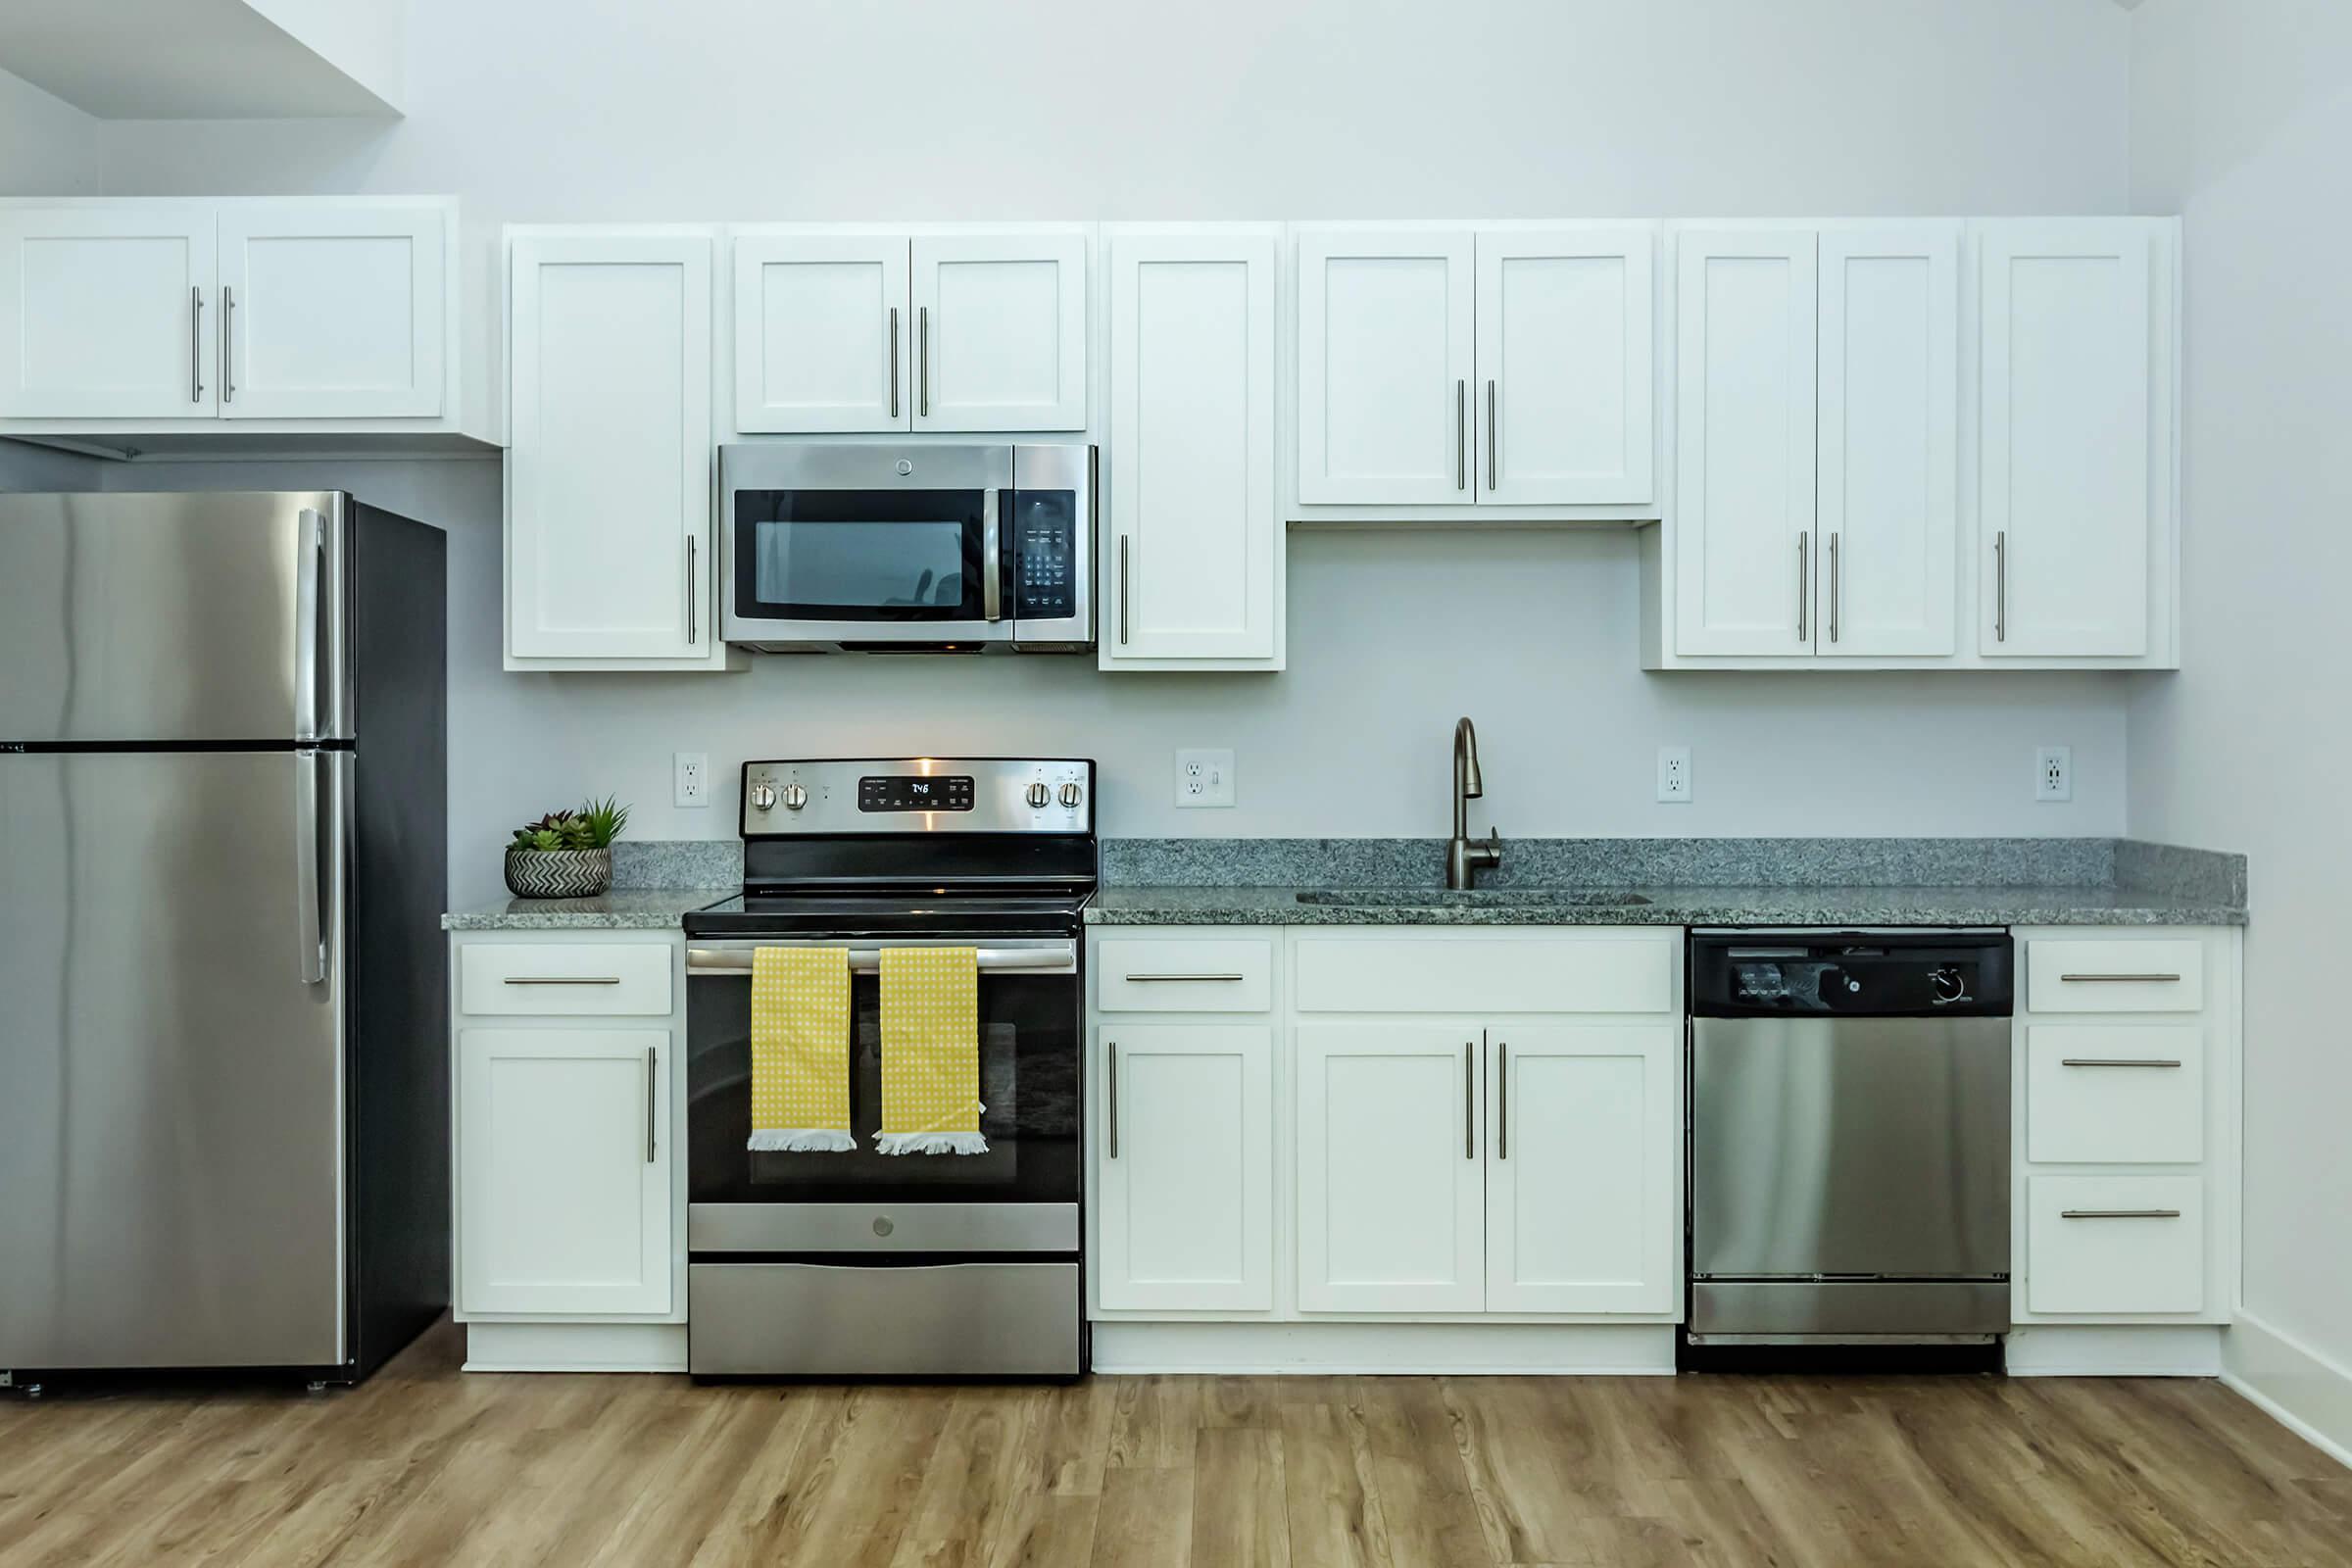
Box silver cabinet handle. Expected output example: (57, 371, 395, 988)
(918, 305, 930, 418)
(189, 286, 205, 402)
(888, 305, 901, 418)
(1828, 531, 1840, 644)
(980, 488, 1002, 622)
(1496, 1038, 1508, 1160)
(646, 1046, 659, 1163)
(2059, 973, 2182, 984)
(1462, 1041, 1475, 1159)
(293, 749, 326, 985)
(1486, 379, 1497, 491)
(1106, 1041, 1120, 1160)
(221, 284, 236, 405)
(1796, 532, 1810, 643)
(685, 535, 698, 644)
(1122, 972, 1244, 983)
(502, 974, 621, 986)
(1455, 379, 1467, 491)
(1117, 535, 1131, 646)
(2061, 1057, 2184, 1068)
(2061, 1209, 2181, 1220)
(1994, 529, 2007, 643)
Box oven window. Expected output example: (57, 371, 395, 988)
(732, 488, 991, 621)
(688, 967, 1080, 1207)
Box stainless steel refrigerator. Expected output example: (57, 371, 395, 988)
(0, 490, 447, 1386)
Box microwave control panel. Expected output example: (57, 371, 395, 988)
(1012, 491, 1077, 621)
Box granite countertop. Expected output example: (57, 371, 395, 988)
(442, 888, 734, 931)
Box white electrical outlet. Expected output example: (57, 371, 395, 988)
(2035, 746, 2073, 803)
(674, 751, 709, 808)
(1175, 749, 1236, 808)
(1656, 747, 1692, 804)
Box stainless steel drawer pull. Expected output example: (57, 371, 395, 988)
(1496, 1039, 1508, 1160)
(1486, 378, 1497, 491)
(1106, 1043, 1120, 1160)
(1462, 1041, 1475, 1159)
(2059, 973, 2182, 984)
(1828, 530, 1840, 644)
(2060, 1208, 2181, 1220)
(2061, 1057, 2184, 1069)
(503, 975, 623, 986)
(222, 284, 236, 404)
(918, 305, 930, 417)
(1117, 535, 1131, 646)
(189, 286, 205, 402)
(1122, 972, 1245, 984)
(645, 1046, 659, 1163)
(1455, 379, 1467, 491)
(1796, 532, 1810, 642)
(888, 305, 901, 418)
(1994, 529, 2008, 643)
(686, 535, 698, 644)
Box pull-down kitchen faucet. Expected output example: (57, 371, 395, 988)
(1446, 716, 1503, 891)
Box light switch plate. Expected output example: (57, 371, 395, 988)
(1176, 749, 1236, 808)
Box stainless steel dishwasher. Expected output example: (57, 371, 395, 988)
(1687, 931, 2013, 1345)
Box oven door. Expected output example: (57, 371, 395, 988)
(720, 443, 1015, 648)
(685, 936, 1081, 1253)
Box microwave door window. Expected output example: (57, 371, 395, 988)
(756, 520, 965, 614)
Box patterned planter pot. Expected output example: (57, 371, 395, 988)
(503, 846, 613, 899)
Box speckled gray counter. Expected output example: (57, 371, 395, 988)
(442, 888, 734, 931)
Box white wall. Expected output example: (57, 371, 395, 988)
(2128, 0, 2352, 1458)
(0, 65, 100, 196)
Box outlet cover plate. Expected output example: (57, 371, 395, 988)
(1176, 748, 1236, 808)
(674, 751, 709, 808)
(2035, 746, 2072, 803)
(1657, 746, 1692, 804)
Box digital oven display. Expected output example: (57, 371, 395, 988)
(858, 774, 976, 812)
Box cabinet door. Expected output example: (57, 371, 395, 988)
(910, 231, 1087, 431)
(218, 206, 444, 419)
(1816, 225, 1959, 658)
(1979, 221, 2156, 658)
(1295, 1023, 1484, 1313)
(1104, 227, 1279, 664)
(1296, 229, 1476, 505)
(1095, 1025, 1274, 1312)
(1486, 1024, 1679, 1314)
(1673, 229, 1818, 656)
(1474, 227, 1653, 506)
(733, 233, 908, 433)
(0, 208, 217, 418)
(508, 233, 712, 662)
(458, 1027, 670, 1316)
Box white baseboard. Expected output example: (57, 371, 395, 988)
(2223, 1312, 2352, 1471)
(2003, 1324, 2221, 1377)
(462, 1321, 688, 1373)
(1091, 1321, 1677, 1376)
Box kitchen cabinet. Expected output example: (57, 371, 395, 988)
(457, 1025, 672, 1316)
(1102, 225, 1281, 668)
(1297, 224, 1654, 513)
(1093, 1024, 1276, 1312)
(0, 199, 467, 437)
(912, 231, 1089, 432)
(732, 232, 908, 433)
(506, 228, 726, 670)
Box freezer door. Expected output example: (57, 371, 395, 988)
(0, 491, 348, 743)
(0, 749, 348, 1370)
(1690, 1015, 2011, 1280)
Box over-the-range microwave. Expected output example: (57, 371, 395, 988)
(719, 442, 1095, 653)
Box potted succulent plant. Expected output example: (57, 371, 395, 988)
(504, 796, 631, 899)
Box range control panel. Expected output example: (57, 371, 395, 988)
(742, 757, 1093, 836)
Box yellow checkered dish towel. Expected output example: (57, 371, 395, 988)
(875, 946, 988, 1155)
(746, 946, 856, 1153)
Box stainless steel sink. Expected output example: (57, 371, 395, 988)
(1294, 888, 1653, 907)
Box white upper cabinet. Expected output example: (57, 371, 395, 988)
(731, 232, 909, 433)
(1673, 228, 1820, 656)
(910, 230, 1088, 432)
(1474, 228, 1654, 506)
(0, 208, 217, 418)
(1816, 224, 1960, 658)
(1103, 225, 1281, 668)
(1978, 220, 2164, 660)
(217, 205, 444, 419)
(1297, 228, 1478, 505)
(507, 230, 718, 668)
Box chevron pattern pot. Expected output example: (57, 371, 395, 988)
(503, 846, 613, 899)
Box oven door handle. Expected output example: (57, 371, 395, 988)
(688, 942, 1077, 976)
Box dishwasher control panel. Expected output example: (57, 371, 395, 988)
(1690, 933, 2014, 1018)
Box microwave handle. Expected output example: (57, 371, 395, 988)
(981, 487, 1003, 622)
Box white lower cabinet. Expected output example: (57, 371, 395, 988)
(1094, 1024, 1274, 1312)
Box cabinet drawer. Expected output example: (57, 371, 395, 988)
(460, 943, 674, 1015)
(1294, 934, 1672, 1014)
(2026, 940, 2203, 1012)
(1096, 939, 1271, 1012)
(2026, 1176, 2204, 1315)
(2027, 1024, 2204, 1164)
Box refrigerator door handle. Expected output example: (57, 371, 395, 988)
(295, 749, 327, 985)
(294, 508, 325, 743)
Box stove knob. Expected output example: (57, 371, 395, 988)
(781, 783, 808, 811)
(749, 782, 776, 811)
(1025, 782, 1052, 808)
(1930, 966, 1968, 1004)
(1058, 782, 1084, 808)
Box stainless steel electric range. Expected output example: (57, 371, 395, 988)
(681, 757, 1093, 1378)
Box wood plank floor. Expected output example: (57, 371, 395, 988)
(2, 1319, 2347, 1567)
